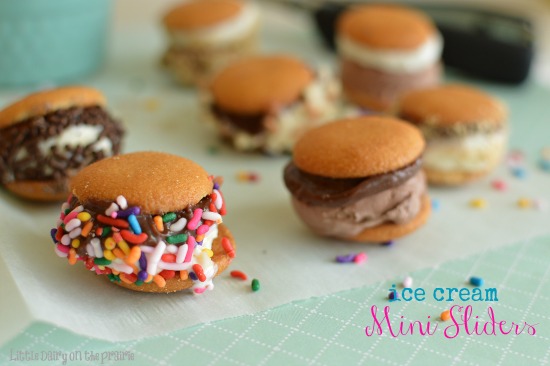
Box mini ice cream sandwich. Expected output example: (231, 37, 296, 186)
(284, 116, 430, 243)
(162, 0, 260, 86)
(51, 151, 236, 294)
(203, 55, 342, 154)
(0, 86, 124, 201)
(397, 84, 508, 185)
(337, 4, 442, 112)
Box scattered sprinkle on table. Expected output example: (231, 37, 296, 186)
(381, 240, 394, 247)
(230, 270, 248, 281)
(143, 98, 160, 111)
(236, 171, 260, 183)
(402, 276, 413, 288)
(336, 253, 355, 263)
(511, 166, 527, 179)
(440, 310, 451, 321)
(336, 253, 367, 264)
(533, 198, 549, 211)
(517, 198, 532, 209)
(353, 252, 367, 264)
(388, 291, 398, 301)
(491, 179, 507, 191)
(251, 278, 260, 292)
(469, 276, 484, 287)
(469, 198, 487, 209)
(207, 146, 219, 155)
(506, 150, 524, 165)
(431, 198, 440, 211)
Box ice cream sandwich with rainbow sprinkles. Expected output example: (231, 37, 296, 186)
(51, 151, 236, 294)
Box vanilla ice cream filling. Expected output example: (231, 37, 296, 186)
(424, 130, 507, 172)
(170, 2, 259, 45)
(337, 33, 443, 73)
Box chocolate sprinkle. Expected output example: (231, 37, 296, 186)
(398, 111, 505, 139)
(0, 106, 124, 183)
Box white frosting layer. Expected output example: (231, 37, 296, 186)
(169, 2, 259, 45)
(38, 124, 112, 156)
(336, 33, 443, 73)
(424, 130, 507, 172)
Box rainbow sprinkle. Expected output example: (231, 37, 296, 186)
(51, 179, 229, 293)
(336, 252, 367, 264)
(440, 310, 451, 321)
(469, 198, 487, 209)
(517, 198, 532, 209)
(230, 270, 248, 281)
(236, 171, 260, 183)
(491, 179, 507, 191)
(251, 278, 260, 292)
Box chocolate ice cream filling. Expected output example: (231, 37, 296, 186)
(0, 106, 124, 183)
(211, 103, 268, 135)
(283, 157, 422, 207)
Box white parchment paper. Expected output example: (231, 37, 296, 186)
(1, 0, 550, 343)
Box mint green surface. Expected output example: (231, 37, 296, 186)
(0, 0, 110, 86)
(2, 235, 549, 366)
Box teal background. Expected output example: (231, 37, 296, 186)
(0, 0, 110, 86)
(1, 235, 549, 366)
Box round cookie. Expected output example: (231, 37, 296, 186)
(397, 84, 508, 185)
(52, 151, 236, 294)
(292, 116, 424, 178)
(0, 86, 105, 128)
(71, 152, 212, 213)
(398, 84, 506, 126)
(163, 0, 243, 31)
(210, 55, 313, 115)
(0, 86, 124, 201)
(204, 55, 343, 154)
(284, 116, 430, 243)
(338, 4, 434, 50)
(336, 4, 442, 112)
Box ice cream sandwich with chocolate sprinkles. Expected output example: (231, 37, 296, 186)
(0, 86, 124, 201)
